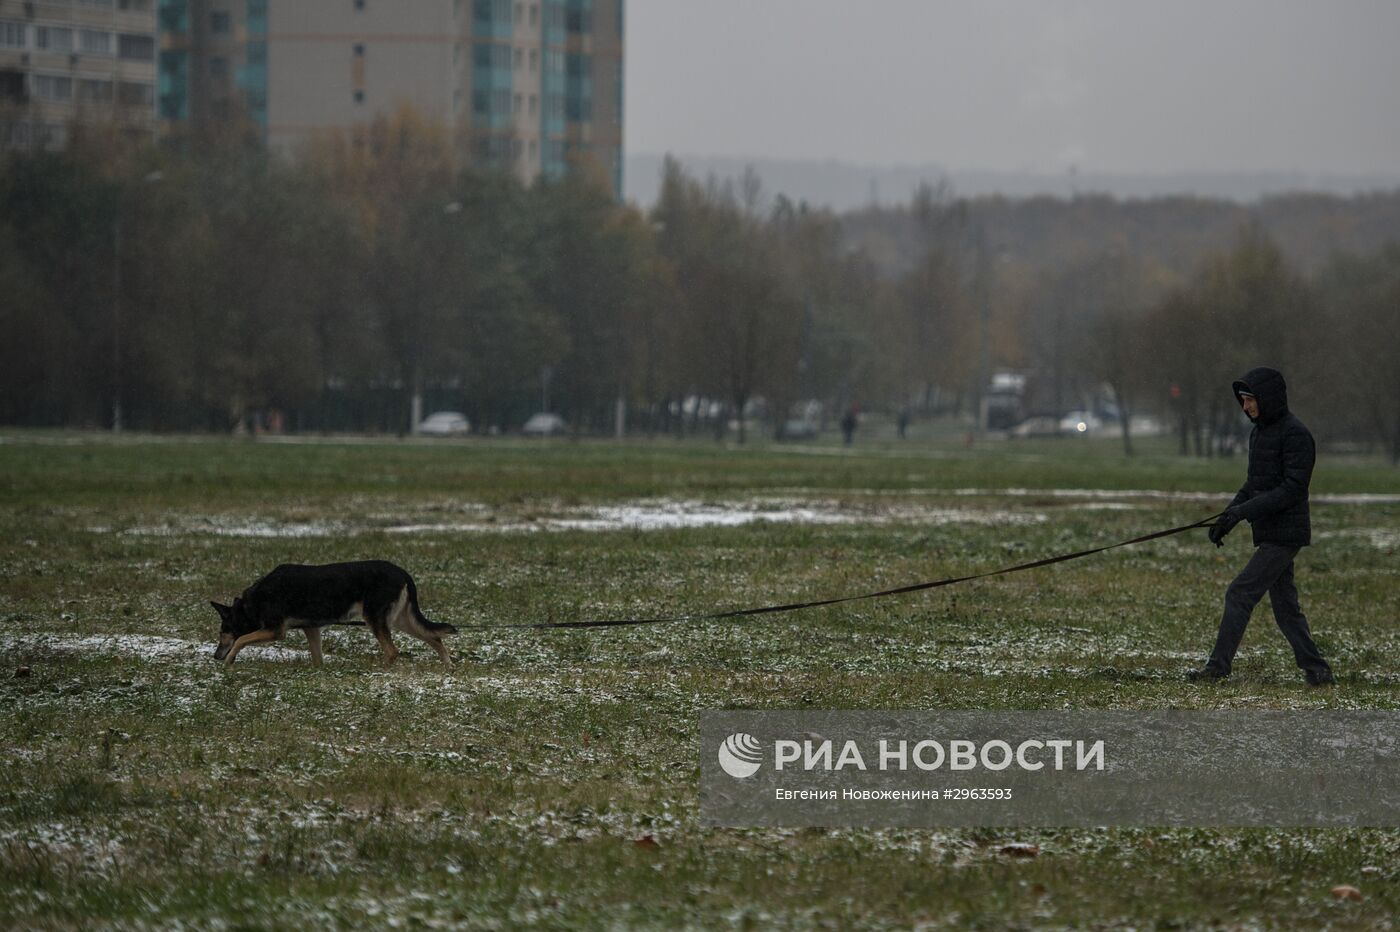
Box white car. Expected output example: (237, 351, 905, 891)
(417, 411, 471, 436)
(1058, 411, 1103, 435)
(522, 412, 567, 436)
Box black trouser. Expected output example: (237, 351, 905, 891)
(1207, 542, 1330, 676)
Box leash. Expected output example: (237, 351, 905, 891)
(459, 511, 1225, 633)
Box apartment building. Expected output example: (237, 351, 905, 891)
(0, 0, 159, 150)
(160, 0, 623, 194)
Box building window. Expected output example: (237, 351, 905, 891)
(118, 0, 154, 10)
(35, 26, 74, 52)
(472, 42, 511, 70)
(0, 69, 23, 104)
(118, 33, 156, 61)
(529, 48, 538, 71)
(514, 2, 523, 23)
(32, 74, 74, 101)
(545, 2, 564, 31)
(79, 79, 114, 103)
(513, 93, 521, 114)
(474, 0, 508, 23)
(513, 47, 522, 69)
(565, 4, 591, 33)
(528, 138, 536, 159)
(528, 93, 536, 116)
(39, 123, 68, 149)
(210, 12, 231, 34)
(78, 29, 113, 55)
(117, 81, 154, 107)
(529, 4, 537, 26)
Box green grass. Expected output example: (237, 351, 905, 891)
(3, 429, 1399, 928)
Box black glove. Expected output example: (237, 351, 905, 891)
(1208, 508, 1243, 547)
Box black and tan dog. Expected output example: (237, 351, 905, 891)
(211, 560, 455, 666)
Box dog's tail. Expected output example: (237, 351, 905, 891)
(408, 579, 456, 634)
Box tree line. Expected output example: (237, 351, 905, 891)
(1, 110, 1397, 461)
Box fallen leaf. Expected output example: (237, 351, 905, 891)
(1330, 885, 1362, 901)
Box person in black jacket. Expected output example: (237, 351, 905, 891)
(1189, 367, 1335, 685)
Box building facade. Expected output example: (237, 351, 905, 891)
(0, 0, 160, 151)
(158, 0, 623, 194)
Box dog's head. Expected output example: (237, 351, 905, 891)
(210, 598, 256, 660)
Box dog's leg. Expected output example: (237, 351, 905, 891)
(304, 627, 323, 667)
(367, 611, 399, 665)
(394, 597, 452, 664)
(223, 628, 279, 666)
(371, 625, 399, 665)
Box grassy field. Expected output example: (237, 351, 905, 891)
(3, 429, 1399, 928)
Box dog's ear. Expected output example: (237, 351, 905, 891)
(210, 601, 232, 623)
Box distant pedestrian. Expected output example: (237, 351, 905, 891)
(1189, 367, 1333, 686)
(840, 406, 858, 445)
(897, 407, 911, 440)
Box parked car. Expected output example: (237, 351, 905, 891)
(417, 411, 471, 436)
(1008, 415, 1061, 439)
(1058, 411, 1103, 435)
(522, 412, 567, 436)
(779, 417, 820, 440)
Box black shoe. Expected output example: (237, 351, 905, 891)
(1187, 666, 1229, 682)
(1306, 669, 1335, 687)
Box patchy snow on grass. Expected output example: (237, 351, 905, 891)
(0, 632, 306, 663)
(1316, 527, 1400, 550)
(113, 498, 1050, 538)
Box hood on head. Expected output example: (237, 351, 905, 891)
(1232, 367, 1288, 424)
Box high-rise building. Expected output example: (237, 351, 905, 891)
(0, 0, 160, 151)
(159, 0, 624, 194)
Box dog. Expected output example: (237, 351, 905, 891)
(210, 560, 456, 666)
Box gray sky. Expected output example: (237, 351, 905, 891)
(624, 0, 1400, 175)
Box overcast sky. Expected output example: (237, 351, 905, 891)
(624, 0, 1400, 175)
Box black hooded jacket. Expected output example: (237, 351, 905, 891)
(1227, 367, 1315, 547)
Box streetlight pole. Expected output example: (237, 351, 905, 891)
(111, 170, 162, 432)
(112, 215, 123, 432)
(410, 200, 464, 435)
